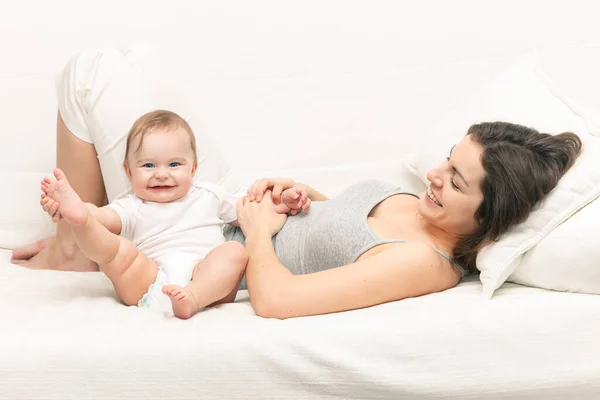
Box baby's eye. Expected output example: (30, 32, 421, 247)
(169, 162, 181, 167)
(142, 163, 155, 168)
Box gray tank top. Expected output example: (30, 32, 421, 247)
(224, 179, 467, 278)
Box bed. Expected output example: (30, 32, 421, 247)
(2, 248, 600, 399)
(3, 1, 600, 399)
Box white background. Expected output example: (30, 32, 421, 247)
(1, 0, 600, 246)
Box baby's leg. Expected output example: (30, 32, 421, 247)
(45, 169, 157, 305)
(162, 241, 248, 320)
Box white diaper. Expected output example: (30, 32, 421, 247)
(137, 253, 201, 310)
(137, 268, 168, 308)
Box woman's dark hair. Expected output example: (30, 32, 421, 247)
(453, 121, 582, 272)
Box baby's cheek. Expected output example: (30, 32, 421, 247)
(180, 175, 194, 189)
(132, 181, 146, 196)
(132, 179, 146, 191)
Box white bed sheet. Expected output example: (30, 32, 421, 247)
(2, 248, 600, 400)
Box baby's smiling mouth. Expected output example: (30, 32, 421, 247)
(149, 185, 175, 190)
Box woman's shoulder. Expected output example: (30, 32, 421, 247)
(351, 241, 460, 297)
(381, 241, 463, 283)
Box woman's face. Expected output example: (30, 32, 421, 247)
(417, 135, 486, 237)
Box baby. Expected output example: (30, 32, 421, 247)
(40, 110, 309, 319)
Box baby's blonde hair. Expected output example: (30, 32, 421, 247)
(124, 110, 197, 163)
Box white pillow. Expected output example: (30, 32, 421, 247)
(476, 133, 600, 297)
(403, 52, 600, 298)
(508, 197, 600, 295)
(535, 45, 600, 137)
(503, 46, 600, 295)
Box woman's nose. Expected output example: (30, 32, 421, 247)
(426, 169, 443, 187)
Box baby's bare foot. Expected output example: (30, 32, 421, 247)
(162, 285, 197, 320)
(44, 169, 88, 226)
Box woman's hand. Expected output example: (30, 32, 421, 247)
(248, 177, 329, 205)
(236, 190, 287, 239)
(247, 177, 296, 204)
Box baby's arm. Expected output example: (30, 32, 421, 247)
(274, 187, 311, 215)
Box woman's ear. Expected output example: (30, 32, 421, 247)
(123, 161, 132, 179)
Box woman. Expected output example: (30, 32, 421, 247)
(12, 46, 582, 319)
(232, 122, 581, 318)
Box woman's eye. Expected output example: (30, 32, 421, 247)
(451, 178, 460, 191)
(169, 162, 181, 167)
(142, 163, 154, 168)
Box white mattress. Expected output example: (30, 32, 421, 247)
(2, 248, 600, 399)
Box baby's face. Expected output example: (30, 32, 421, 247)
(124, 127, 197, 203)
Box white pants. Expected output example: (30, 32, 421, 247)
(56, 43, 240, 202)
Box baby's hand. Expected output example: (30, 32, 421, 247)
(276, 187, 311, 216)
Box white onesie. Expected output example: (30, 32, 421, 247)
(106, 181, 238, 308)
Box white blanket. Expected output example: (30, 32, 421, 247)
(2, 249, 600, 399)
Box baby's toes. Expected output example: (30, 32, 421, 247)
(42, 177, 54, 190)
(162, 285, 179, 296)
(48, 185, 61, 198)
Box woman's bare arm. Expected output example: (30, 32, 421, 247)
(245, 234, 459, 319)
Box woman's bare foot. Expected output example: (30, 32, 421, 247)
(10, 239, 48, 261)
(162, 285, 198, 320)
(11, 236, 99, 271)
(42, 169, 88, 227)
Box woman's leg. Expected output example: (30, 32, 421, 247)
(10, 113, 106, 271)
(55, 112, 108, 261)
(11, 43, 238, 271)
(162, 241, 248, 319)
(11, 46, 157, 270)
